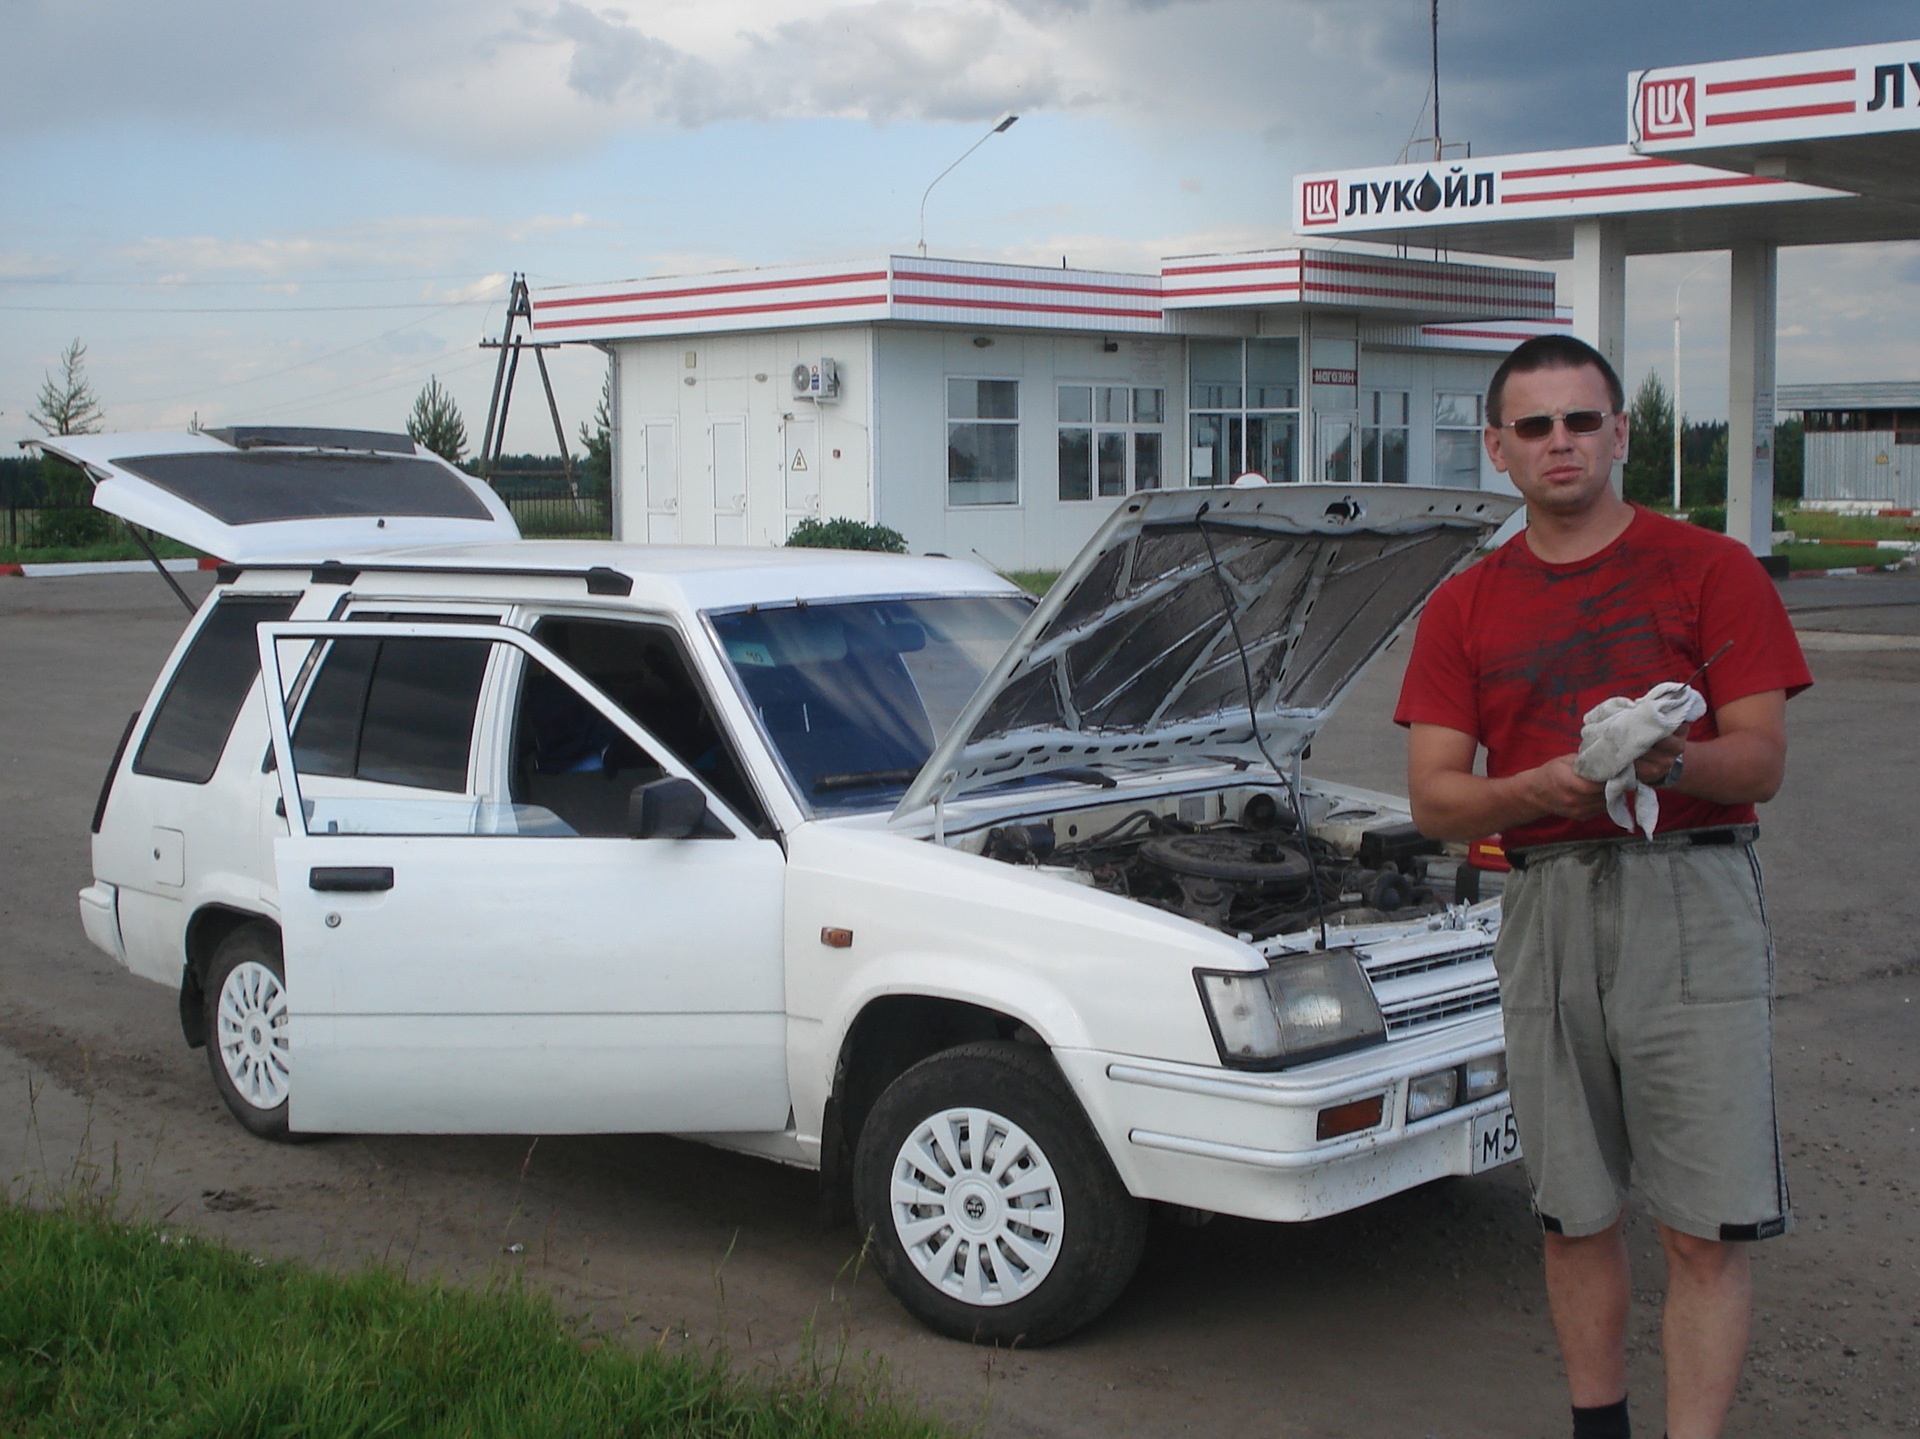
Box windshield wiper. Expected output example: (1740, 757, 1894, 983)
(814, 768, 920, 792)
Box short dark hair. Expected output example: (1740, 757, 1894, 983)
(1485, 335, 1625, 426)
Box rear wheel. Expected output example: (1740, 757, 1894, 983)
(853, 1041, 1146, 1345)
(203, 924, 298, 1141)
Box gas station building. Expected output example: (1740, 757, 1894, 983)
(534, 35, 1920, 571)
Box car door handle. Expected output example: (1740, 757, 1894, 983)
(309, 866, 394, 892)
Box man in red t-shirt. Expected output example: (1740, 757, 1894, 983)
(1395, 335, 1810, 1439)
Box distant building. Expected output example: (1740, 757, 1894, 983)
(533, 251, 1561, 570)
(1778, 382, 1920, 511)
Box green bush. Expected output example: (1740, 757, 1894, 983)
(785, 517, 908, 554)
(1683, 506, 1789, 535)
(27, 506, 114, 548)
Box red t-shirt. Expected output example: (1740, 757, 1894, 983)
(1394, 506, 1812, 849)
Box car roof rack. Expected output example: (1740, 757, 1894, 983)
(215, 559, 634, 597)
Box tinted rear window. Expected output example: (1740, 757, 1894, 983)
(134, 595, 297, 784)
(292, 637, 491, 793)
(115, 452, 491, 526)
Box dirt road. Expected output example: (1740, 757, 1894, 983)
(2, 570, 1914, 1437)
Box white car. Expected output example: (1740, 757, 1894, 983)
(51, 426, 1520, 1345)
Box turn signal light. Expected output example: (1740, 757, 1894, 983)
(1316, 1094, 1385, 1141)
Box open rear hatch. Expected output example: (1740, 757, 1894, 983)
(895, 484, 1518, 820)
(34, 426, 520, 563)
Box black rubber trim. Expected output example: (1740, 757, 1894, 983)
(308, 866, 394, 892)
(212, 559, 634, 596)
(91, 710, 141, 834)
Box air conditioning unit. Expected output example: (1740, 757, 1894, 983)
(790, 358, 841, 401)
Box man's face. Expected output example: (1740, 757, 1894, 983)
(1483, 362, 1629, 518)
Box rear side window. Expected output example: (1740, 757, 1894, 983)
(133, 595, 297, 784)
(293, 637, 491, 793)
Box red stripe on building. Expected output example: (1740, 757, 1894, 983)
(536, 270, 890, 312)
(1704, 68, 1854, 95)
(895, 293, 1162, 321)
(1505, 174, 1779, 203)
(1161, 258, 1303, 278)
(532, 291, 889, 332)
(1312, 257, 1555, 290)
(1162, 281, 1305, 299)
(1500, 158, 1670, 181)
(894, 268, 1159, 300)
(1706, 100, 1856, 126)
(1302, 280, 1544, 306)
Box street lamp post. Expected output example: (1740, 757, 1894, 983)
(917, 114, 1019, 258)
(1672, 256, 1716, 510)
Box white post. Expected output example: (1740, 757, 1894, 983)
(1672, 309, 1682, 510)
(1727, 241, 1779, 558)
(1570, 220, 1627, 493)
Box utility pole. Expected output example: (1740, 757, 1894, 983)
(479, 273, 577, 498)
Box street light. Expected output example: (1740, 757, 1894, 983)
(1672, 255, 1716, 510)
(917, 113, 1019, 257)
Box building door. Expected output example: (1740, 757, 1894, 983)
(782, 415, 820, 537)
(708, 416, 749, 545)
(638, 419, 680, 543)
(1315, 412, 1359, 484)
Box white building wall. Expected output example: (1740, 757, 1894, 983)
(873, 327, 1178, 573)
(611, 327, 877, 547)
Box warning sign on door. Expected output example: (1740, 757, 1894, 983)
(791, 450, 808, 471)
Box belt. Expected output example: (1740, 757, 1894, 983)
(1506, 824, 1757, 871)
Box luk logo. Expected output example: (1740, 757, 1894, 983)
(1301, 178, 1340, 226)
(1642, 76, 1695, 139)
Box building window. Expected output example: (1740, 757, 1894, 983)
(1362, 390, 1410, 484)
(1434, 391, 1484, 488)
(948, 378, 1020, 506)
(1058, 384, 1166, 501)
(1188, 339, 1299, 486)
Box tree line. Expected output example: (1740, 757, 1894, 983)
(1622, 370, 1804, 508)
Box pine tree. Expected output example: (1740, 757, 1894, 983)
(1622, 371, 1674, 507)
(407, 376, 468, 463)
(30, 339, 105, 437)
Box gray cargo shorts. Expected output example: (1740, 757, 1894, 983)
(1493, 826, 1791, 1242)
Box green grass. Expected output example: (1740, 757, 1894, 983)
(0, 536, 203, 565)
(1006, 570, 1058, 597)
(1780, 542, 1905, 571)
(0, 1198, 952, 1439)
(1779, 508, 1920, 542)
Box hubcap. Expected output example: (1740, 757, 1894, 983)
(889, 1106, 1063, 1307)
(216, 960, 290, 1111)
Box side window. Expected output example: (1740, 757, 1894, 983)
(291, 637, 490, 793)
(134, 595, 297, 784)
(1434, 391, 1485, 488)
(526, 617, 769, 835)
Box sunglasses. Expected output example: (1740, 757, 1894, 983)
(1501, 409, 1615, 441)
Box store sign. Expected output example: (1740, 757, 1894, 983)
(1298, 166, 1499, 228)
(1639, 75, 1696, 139)
(1311, 367, 1358, 386)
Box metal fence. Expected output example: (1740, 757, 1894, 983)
(504, 494, 612, 538)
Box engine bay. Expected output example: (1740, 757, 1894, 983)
(965, 784, 1460, 941)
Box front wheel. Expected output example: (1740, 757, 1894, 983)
(203, 924, 298, 1141)
(852, 1041, 1146, 1345)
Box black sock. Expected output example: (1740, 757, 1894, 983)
(1571, 1397, 1630, 1439)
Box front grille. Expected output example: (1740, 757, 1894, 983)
(1357, 940, 1501, 1039)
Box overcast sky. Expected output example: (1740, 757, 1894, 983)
(4, 0, 1916, 456)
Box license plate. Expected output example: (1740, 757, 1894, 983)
(1471, 1106, 1521, 1173)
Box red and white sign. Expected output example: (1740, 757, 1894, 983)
(1300, 178, 1340, 227)
(1640, 75, 1696, 139)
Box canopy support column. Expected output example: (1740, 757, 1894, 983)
(1570, 219, 1627, 493)
(1727, 241, 1779, 560)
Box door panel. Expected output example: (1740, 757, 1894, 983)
(783, 415, 819, 534)
(641, 419, 680, 544)
(708, 416, 748, 545)
(259, 621, 789, 1136)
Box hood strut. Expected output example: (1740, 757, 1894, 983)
(121, 513, 197, 614)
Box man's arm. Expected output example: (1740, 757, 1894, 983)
(1406, 724, 1605, 842)
(1630, 688, 1787, 802)
(1408, 689, 1790, 844)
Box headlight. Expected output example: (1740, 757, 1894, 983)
(1196, 949, 1387, 1070)
(1460, 1050, 1507, 1101)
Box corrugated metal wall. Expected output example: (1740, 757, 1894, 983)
(1805, 431, 1920, 509)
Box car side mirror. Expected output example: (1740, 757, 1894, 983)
(629, 776, 711, 839)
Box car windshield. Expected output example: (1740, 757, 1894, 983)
(709, 594, 1032, 813)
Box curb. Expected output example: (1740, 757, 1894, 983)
(1, 557, 222, 579)
(1787, 565, 1896, 579)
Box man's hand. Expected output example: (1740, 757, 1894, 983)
(1632, 730, 1688, 786)
(1528, 754, 1611, 819)
(1407, 725, 1607, 840)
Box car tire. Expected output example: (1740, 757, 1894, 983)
(203, 924, 299, 1142)
(852, 1040, 1146, 1346)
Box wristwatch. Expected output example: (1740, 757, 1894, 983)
(1657, 747, 1687, 789)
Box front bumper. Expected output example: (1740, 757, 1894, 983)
(1054, 1016, 1512, 1223)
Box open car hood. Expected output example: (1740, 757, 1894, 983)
(894, 485, 1519, 821)
(35, 427, 519, 563)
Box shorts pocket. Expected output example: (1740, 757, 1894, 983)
(1493, 869, 1554, 1013)
(1674, 846, 1773, 1004)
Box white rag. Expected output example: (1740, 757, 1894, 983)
(1572, 681, 1708, 838)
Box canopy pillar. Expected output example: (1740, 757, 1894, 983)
(1726, 241, 1779, 558)
(1570, 220, 1628, 493)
